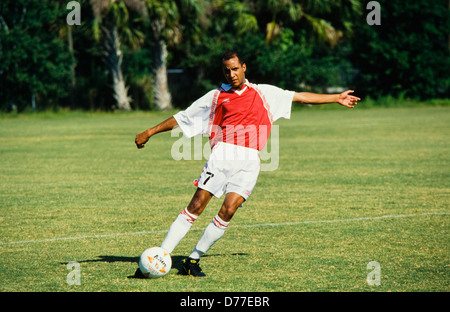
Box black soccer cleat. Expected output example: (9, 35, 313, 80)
(132, 267, 147, 279)
(182, 257, 206, 277)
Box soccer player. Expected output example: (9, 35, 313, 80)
(134, 50, 360, 277)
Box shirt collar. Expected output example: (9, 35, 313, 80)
(221, 79, 250, 92)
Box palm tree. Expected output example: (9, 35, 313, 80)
(145, 0, 179, 111)
(202, 0, 258, 36)
(144, 0, 208, 110)
(255, 0, 360, 46)
(90, 0, 147, 110)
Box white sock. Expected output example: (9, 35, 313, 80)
(189, 215, 229, 259)
(161, 208, 198, 253)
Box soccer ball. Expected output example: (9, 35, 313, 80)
(138, 247, 172, 278)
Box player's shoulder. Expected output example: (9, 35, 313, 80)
(250, 82, 282, 91)
(198, 88, 221, 100)
(248, 82, 290, 98)
(188, 88, 221, 110)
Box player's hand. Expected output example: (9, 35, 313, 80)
(338, 90, 360, 108)
(135, 130, 150, 149)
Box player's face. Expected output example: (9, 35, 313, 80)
(222, 56, 247, 89)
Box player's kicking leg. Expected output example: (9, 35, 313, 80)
(159, 188, 212, 253)
(133, 188, 212, 278)
(182, 192, 244, 277)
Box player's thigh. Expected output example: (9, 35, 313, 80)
(197, 159, 228, 199)
(226, 158, 260, 200)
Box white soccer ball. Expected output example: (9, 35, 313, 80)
(138, 247, 172, 278)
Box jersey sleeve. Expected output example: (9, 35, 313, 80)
(257, 84, 295, 122)
(173, 89, 216, 138)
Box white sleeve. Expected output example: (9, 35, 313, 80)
(257, 84, 295, 122)
(173, 89, 216, 138)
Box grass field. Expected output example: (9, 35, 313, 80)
(0, 106, 449, 292)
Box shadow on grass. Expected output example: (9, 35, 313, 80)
(61, 252, 248, 279)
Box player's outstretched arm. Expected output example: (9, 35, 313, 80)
(293, 90, 360, 108)
(135, 116, 179, 149)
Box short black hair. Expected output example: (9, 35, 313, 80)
(221, 50, 245, 65)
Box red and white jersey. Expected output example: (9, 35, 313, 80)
(174, 80, 294, 151)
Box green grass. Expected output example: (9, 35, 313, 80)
(0, 106, 449, 292)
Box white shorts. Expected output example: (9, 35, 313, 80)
(197, 142, 261, 200)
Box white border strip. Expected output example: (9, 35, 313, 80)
(1, 212, 448, 246)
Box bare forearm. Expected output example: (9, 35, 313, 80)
(145, 116, 178, 137)
(135, 116, 178, 149)
(293, 90, 360, 108)
(293, 92, 339, 104)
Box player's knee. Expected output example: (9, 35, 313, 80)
(187, 189, 211, 216)
(218, 204, 238, 222)
(187, 199, 205, 216)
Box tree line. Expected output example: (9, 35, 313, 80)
(0, 0, 448, 112)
